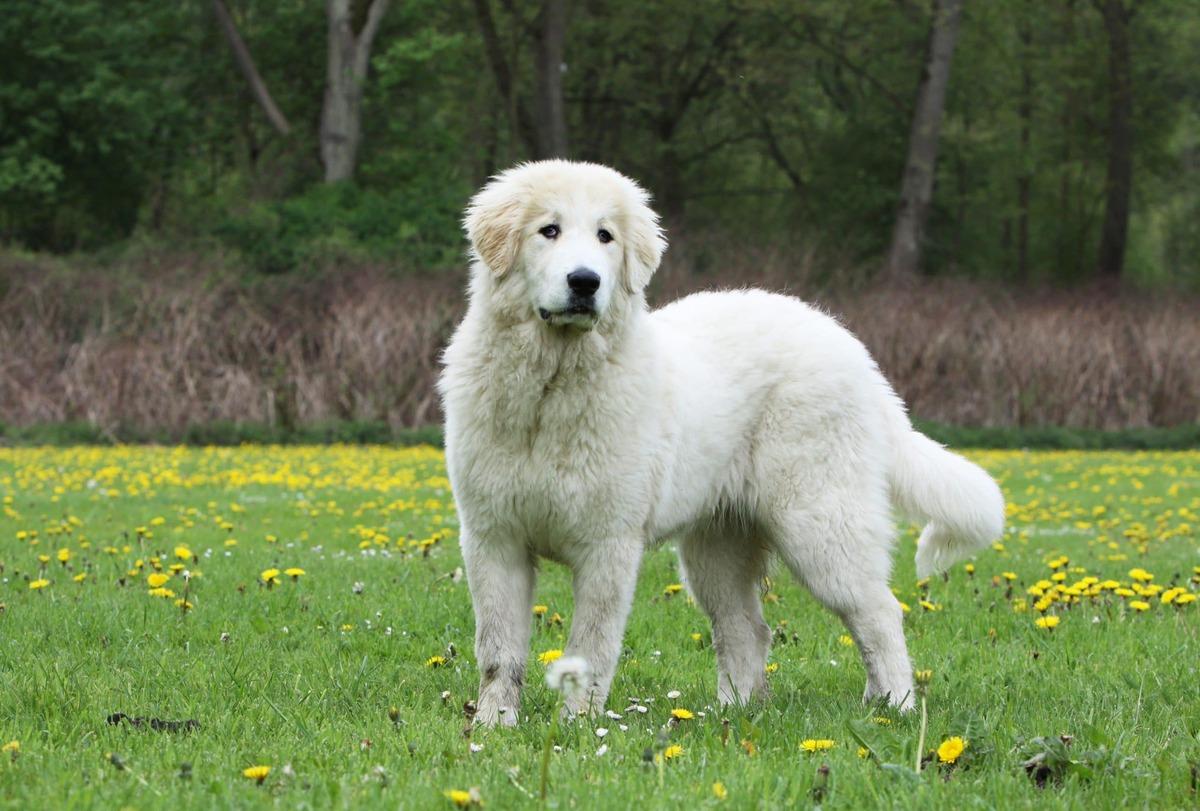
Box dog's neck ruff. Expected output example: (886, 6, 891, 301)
(444, 296, 646, 440)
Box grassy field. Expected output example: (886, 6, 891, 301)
(0, 445, 1197, 809)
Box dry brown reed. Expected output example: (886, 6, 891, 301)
(1, 251, 1196, 435)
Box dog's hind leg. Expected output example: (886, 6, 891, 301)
(677, 520, 772, 707)
(770, 506, 915, 711)
(463, 537, 536, 726)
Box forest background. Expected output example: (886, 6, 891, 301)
(1, 0, 1198, 443)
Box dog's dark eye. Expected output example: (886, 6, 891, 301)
(539, 224, 560, 239)
(597, 229, 613, 244)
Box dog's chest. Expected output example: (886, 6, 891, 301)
(458, 430, 630, 548)
(452, 385, 650, 547)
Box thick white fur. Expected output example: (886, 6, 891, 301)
(439, 160, 1006, 725)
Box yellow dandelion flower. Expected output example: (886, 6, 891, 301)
(538, 649, 563, 665)
(937, 736, 966, 764)
(57, 548, 72, 563)
(839, 635, 855, 647)
(443, 789, 478, 807)
(800, 739, 835, 752)
(147, 573, 170, 588)
(765, 663, 779, 673)
(2, 741, 18, 754)
(426, 656, 446, 668)
(857, 746, 871, 758)
(1129, 600, 1150, 611)
(532, 605, 548, 617)
(148, 587, 175, 598)
(243, 765, 270, 783)
(712, 781, 727, 799)
(29, 579, 50, 590)
(663, 583, 684, 596)
(658, 744, 684, 762)
(73, 573, 87, 583)
(261, 568, 280, 583)
(670, 708, 694, 720)
(1035, 616, 1059, 629)
(284, 568, 305, 580)
(1160, 587, 1184, 605)
(174, 545, 192, 560)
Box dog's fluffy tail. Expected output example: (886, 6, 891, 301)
(889, 423, 1006, 579)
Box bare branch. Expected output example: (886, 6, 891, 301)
(209, 0, 291, 136)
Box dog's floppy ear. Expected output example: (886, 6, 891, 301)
(622, 190, 667, 294)
(464, 176, 525, 277)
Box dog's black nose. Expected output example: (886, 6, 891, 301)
(567, 268, 601, 296)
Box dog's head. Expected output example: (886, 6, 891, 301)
(464, 160, 666, 331)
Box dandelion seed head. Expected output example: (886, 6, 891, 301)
(545, 655, 593, 703)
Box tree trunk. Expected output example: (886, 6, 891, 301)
(1015, 15, 1033, 283)
(320, 0, 391, 183)
(1096, 0, 1137, 280)
(532, 0, 569, 158)
(209, 0, 291, 136)
(472, 0, 569, 160)
(883, 0, 964, 282)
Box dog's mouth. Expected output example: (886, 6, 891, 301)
(538, 302, 597, 326)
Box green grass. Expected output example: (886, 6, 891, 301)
(0, 446, 1198, 809)
(5, 420, 1200, 450)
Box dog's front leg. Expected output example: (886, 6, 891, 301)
(463, 537, 535, 726)
(561, 541, 642, 717)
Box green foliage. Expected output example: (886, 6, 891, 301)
(0, 0, 195, 249)
(0, 420, 443, 448)
(914, 421, 1200, 451)
(1017, 726, 1140, 788)
(1, 0, 1199, 283)
(213, 182, 465, 274)
(9, 419, 1200, 450)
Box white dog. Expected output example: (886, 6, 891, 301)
(439, 160, 1005, 725)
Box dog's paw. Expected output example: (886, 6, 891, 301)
(475, 703, 519, 727)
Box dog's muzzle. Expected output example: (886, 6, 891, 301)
(540, 267, 601, 327)
(539, 301, 597, 325)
